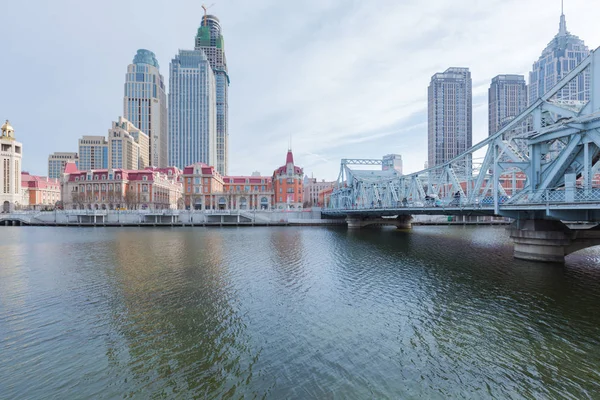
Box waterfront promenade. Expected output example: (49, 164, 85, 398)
(0, 209, 344, 227)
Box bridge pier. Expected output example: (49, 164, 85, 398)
(346, 215, 412, 229)
(509, 220, 600, 263)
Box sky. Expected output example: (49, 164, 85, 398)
(1, 0, 599, 181)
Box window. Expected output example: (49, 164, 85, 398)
(143, 176, 148, 181)
(204, 178, 208, 184)
(75, 177, 79, 181)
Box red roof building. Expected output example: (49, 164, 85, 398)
(60, 165, 182, 210)
(272, 149, 304, 209)
(181, 162, 274, 210)
(21, 172, 61, 210)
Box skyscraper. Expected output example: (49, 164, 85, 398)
(168, 49, 217, 170)
(528, 8, 590, 105)
(195, 14, 229, 175)
(123, 49, 167, 167)
(428, 68, 472, 168)
(488, 75, 527, 136)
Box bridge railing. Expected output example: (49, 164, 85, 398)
(508, 188, 600, 205)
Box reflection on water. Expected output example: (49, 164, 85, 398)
(1, 226, 600, 398)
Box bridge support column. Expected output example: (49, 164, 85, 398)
(509, 220, 600, 263)
(395, 215, 412, 230)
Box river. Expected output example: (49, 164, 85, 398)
(1, 226, 600, 399)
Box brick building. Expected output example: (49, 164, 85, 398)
(272, 149, 303, 209)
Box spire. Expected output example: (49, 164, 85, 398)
(558, 0, 567, 36)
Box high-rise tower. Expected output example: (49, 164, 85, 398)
(428, 68, 472, 168)
(168, 50, 217, 170)
(528, 7, 590, 105)
(488, 75, 527, 136)
(195, 14, 229, 175)
(123, 49, 167, 168)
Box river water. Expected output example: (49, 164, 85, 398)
(1, 226, 600, 399)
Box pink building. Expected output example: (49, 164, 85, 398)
(21, 172, 61, 210)
(61, 162, 182, 210)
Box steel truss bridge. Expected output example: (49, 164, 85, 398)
(324, 47, 600, 262)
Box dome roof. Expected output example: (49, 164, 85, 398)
(1, 119, 14, 133)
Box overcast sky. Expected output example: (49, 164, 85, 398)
(1, 0, 598, 180)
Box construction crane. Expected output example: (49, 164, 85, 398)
(201, 3, 215, 26)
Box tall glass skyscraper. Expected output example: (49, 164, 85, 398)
(195, 15, 229, 175)
(488, 75, 527, 136)
(528, 10, 590, 105)
(123, 49, 168, 167)
(168, 50, 217, 170)
(428, 68, 472, 168)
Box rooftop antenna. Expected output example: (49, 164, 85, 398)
(558, 0, 567, 35)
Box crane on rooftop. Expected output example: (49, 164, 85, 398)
(201, 3, 215, 26)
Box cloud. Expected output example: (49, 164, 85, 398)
(1, 0, 598, 180)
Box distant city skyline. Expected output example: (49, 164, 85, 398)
(2, 0, 599, 179)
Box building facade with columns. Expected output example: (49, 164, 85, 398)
(0, 120, 23, 212)
(61, 163, 182, 210)
(182, 162, 274, 210)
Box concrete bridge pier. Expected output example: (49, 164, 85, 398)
(346, 215, 412, 229)
(509, 220, 600, 263)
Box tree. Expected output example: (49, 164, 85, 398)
(125, 190, 138, 210)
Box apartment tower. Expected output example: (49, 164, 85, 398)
(427, 68, 472, 168)
(488, 75, 527, 136)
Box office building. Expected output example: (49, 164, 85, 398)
(78, 135, 108, 171)
(168, 49, 217, 171)
(123, 49, 167, 167)
(108, 117, 149, 170)
(488, 75, 527, 136)
(0, 120, 22, 211)
(428, 68, 472, 168)
(195, 14, 229, 175)
(382, 154, 403, 174)
(48, 152, 78, 180)
(528, 9, 590, 105)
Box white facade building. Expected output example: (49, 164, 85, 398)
(123, 49, 168, 168)
(382, 154, 403, 174)
(0, 120, 22, 211)
(108, 117, 149, 170)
